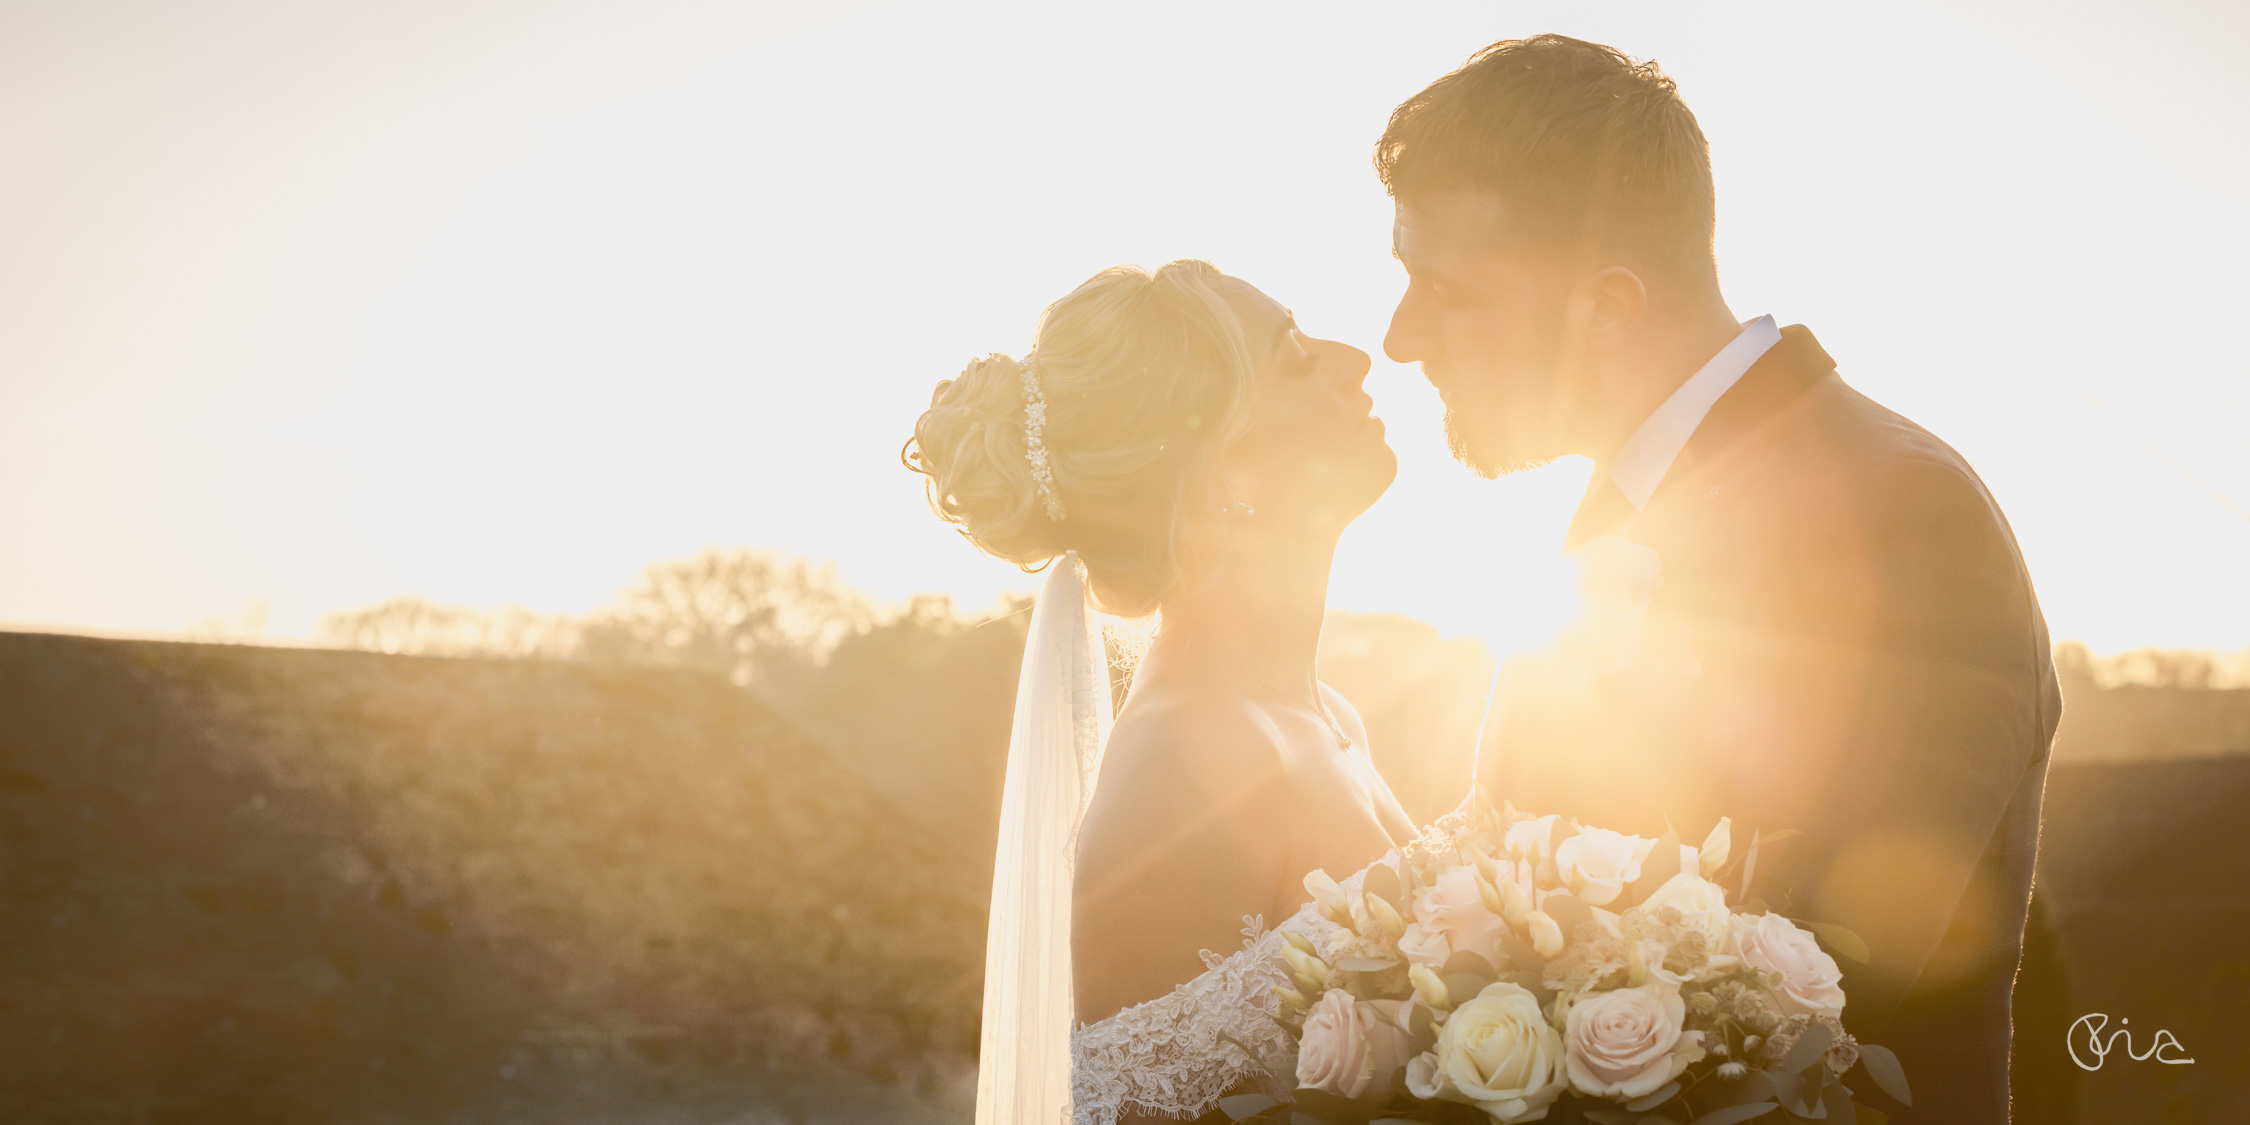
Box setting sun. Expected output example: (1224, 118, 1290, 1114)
(1, 1, 2242, 662)
(3, 6, 2246, 1124)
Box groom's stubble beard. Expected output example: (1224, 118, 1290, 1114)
(1440, 331, 1575, 480)
(1443, 408, 1548, 480)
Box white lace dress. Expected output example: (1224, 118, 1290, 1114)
(1067, 866, 1371, 1125)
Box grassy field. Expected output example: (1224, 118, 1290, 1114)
(1, 628, 2242, 1123)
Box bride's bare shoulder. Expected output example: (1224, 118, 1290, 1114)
(1089, 691, 1289, 813)
(1072, 691, 1300, 1024)
(1075, 689, 1300, 885)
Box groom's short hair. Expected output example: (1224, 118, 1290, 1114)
(1377, 35, 1716, 281)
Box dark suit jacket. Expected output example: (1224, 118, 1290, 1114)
(1478, 325, 2060, 1123)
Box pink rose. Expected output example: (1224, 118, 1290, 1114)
(1563, 984, 1704, 1099)
(1398, 865, 1507, 968)
(1295, 990, 1411, 1100)
(1733, 912, 1846, 1017)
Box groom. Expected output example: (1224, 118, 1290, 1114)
(1381, 37, 2059, 1123)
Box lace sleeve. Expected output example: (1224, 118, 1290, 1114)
(1063, 804, 1529, 1125)
(1069, 916, 1302, 1125)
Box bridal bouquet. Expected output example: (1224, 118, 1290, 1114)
(1228, 803, 1912, 1125)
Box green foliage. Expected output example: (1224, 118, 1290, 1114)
(1692, 1103, 1781, 1124)
(1779, 1021, 1834, 1076)
(1802, 922, 1870, 965)
(1852, 1044, 1910, 1106)
(1626, 1081, 1683, 1112)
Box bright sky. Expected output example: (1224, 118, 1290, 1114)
(2, 0, 2245, 659)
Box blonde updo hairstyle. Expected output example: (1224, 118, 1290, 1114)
(905, 260, 1254, 618)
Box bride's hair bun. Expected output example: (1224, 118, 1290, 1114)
(905, 260, 1252, 617)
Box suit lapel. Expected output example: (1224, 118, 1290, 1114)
(1593, 325, 1838, 564)
(1663, 324, 1834, 489)
(1564, 325, 1835, 556)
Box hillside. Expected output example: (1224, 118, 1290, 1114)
(0, 632, 982, 1124)
(3, 629, 2246, 1123)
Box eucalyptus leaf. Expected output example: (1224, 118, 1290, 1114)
(1289, 1086, 1374, 1125)
(1489, 970, 1555, 1009)
(1736, 898, 1770, 917)
(1780, 1020, 1834, 1076)
(1442, 973, 1489, 1006)
(1782, 1067, 1829, 1118)
(1499, 930, 1542, 972)
(1765, 1072, 1805, 1108)
(1288, 1088, 1349, 1113)
(1220, 1095, 1281, 1121)
(1435, 1102, 1486, 1125)
(1690, 1103, 1780, 1125)
(1854, 1044, 1911, 1106)
(1625, 1079, 1683, 1112)
(1542, 892, 1593, 936)
(1851, 1104, 1889, 1125)
(1700, 1069, 1776, 1108)
(1804, 922, 1871, 964)
(1583, 1111, 1641, 1125)
(1820, 1080, 1855, 1122)
(1440, 950, 1496, 979)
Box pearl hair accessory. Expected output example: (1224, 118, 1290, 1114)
(1020, 358, 1067, 522)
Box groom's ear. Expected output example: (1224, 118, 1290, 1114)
(1579, 267, 1648, 354)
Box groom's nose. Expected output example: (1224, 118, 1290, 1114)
(1383, 293, 1424, 365)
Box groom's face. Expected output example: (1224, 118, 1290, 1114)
(1384, 190, 1580, 478)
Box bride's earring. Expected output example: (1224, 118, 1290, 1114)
(1222, 500, 1255, 518)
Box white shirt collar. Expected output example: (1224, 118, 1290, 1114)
(1606, 315, 1782, 509)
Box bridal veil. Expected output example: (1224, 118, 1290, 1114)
(976, 551, 1113, 1125)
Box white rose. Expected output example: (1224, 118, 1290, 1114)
(1563, 983, 1704, 1099)
(1553, 828, 1657, 906)
(1396, 923, 1452, 968)
(1733, 913, 1846, 1018)
(1296, 990, 1412, 1100)
(1632, 872, 1733, 950)
(1397, 865, 1507, 968)
(1404, 982, 1566, 1123)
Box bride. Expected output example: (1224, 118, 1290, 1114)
(906, 260, 1418, 1124)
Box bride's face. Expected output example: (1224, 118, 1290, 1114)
(1212, 276, 1396, 532)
